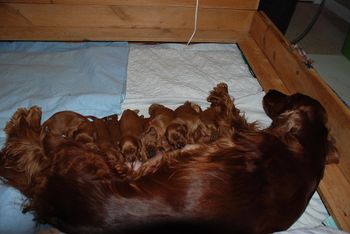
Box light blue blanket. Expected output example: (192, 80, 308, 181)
(0, 41, 129, 233)
(0, 41, 129, 140)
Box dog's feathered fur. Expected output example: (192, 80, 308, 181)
(0, 84, 338, 234)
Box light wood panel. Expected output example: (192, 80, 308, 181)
(0, 3, 254, 41)
(0, 27, 247, 42)
(0, 0, 260, 9)
(238, 36, 288, 93)
(250, 11, 350, 232)
(319, 165, 350, 232)
(1, 4, 253, 29)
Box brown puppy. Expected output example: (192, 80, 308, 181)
(40, 111, 96, 154)
(141, 104, 176, 158)
(119, 109, 145, 162)
(102, 114, 121, 148)
(42, 111, 122, 165)
(87, 116, 123, 165)
(166, 101, 201, 149)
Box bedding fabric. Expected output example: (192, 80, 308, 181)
(0, 41, 129, 233)
(0, 42, 345, 234)
(0, 41, 129, 141)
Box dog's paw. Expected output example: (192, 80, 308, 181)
(214, 83, 228, 93)
(114, 163, 131, 179)
(207, 89, 230, 106)
(4, 108, 28, 136)
(26, 106, 42, 131)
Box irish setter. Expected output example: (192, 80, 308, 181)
(0, 83, 338, 234)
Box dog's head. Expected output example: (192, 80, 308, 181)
(263, 90, 339, 164)
(119, 135, 141, 162)
(165, 123, 188, 149)
(263, 90, 326, 124)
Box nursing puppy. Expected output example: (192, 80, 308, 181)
(165, 101, 201, 149)
(41, 111, 96, 154)
(196, 106, 220, 143)
(119, 109, 146, 162)
(88, 116, 123, 165)
(0, 84, 338, 234)
(102, 114, 121, 148)
(141, 104, 176, 158)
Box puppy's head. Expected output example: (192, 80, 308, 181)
(165, 123, 188, 149)
(140, 127, 166, 159)
(119, 135, 140, 162)
(264, 90, 339, 164)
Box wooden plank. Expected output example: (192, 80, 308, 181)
(0, 4, 253, 30)
(319, 165, 350, 231)
(0, 0, 49, 3)
(238, 36, 288, 93)
(0, 0, 260, 9)
(250, 11, 350, 232)
(0, 27, 247, 42)
(0, 3, 254, 41)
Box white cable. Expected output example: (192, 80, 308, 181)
(186, 0, 199, 46)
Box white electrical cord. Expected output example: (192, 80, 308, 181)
(186, 0, 199, 46)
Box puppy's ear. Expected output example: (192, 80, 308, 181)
(263, 90, 289, 119)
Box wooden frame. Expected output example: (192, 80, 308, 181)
(0, 0, 349, 231)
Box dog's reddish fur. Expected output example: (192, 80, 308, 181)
(0, 84, 338, 234)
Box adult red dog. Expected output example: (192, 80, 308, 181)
(0, 84, 338, 234)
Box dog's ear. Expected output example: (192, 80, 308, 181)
(146, 127, 158, 139)
(325, 140, 340, 164)
(263, 90, 289, 119)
